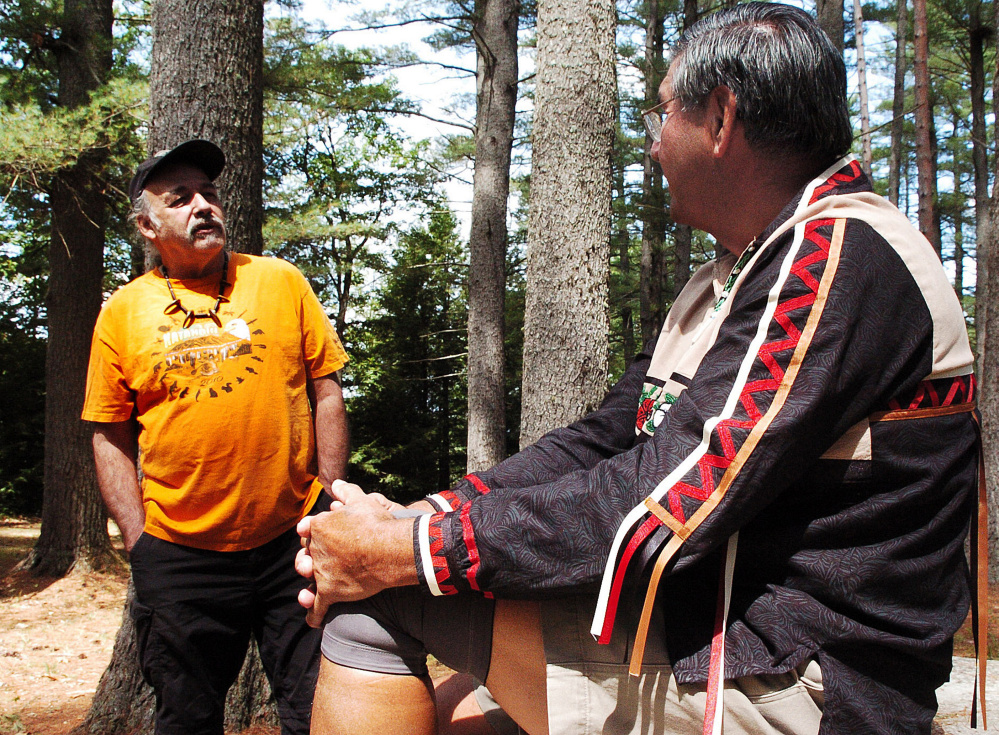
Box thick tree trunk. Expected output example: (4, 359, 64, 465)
(950, 116, 964, 298)
(982, 0, 999, 583)
(969, 5, 989, 352)
(519, 0, 616, 446)
(20, 0, 118, 578)
(816, 0, 844, 53)
(912, 0, 939, 255)
(853, 0, 872, 178)
(639, 0, 667, 343)
(83, 1, 276, 729)
(984, 197, 999, 584)
(888, 0, 908, 206)
(670, 0, 696, 304)
(466, 0, 519, 473)
(148, 0, 264, 256)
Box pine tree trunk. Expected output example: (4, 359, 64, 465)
(639, 0, 667, 343)
(969, 6, 988, 351)
(466, 0, 519, 473)
(816, 0, 844, 53)
(912, 0, 939, 255)
(888, 0, 908, 207)
(982, 0, 999, 584)
(519, 0, 616, 446)
(669, 0, 697, 305)
(984, 200, 999, 584)
(614, 159, 635, 365)
(20, 0, 118, 578)
(82, 0, 276, 728)
(852, 0, 873, 179)
(148, 0, 264, 256)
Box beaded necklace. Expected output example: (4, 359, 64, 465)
(162, 250, 231, 328)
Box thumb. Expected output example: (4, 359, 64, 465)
(330, 479, 367, 505)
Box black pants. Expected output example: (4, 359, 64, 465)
(130, 497, 328, 735)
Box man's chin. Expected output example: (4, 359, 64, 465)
(190, 229, 226, 249)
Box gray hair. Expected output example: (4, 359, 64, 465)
(669, 2, 852, 166)
(129, 190, 161, 236)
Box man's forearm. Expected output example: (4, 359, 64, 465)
(92, 421, 145, 552)
(311, 373, 349, 489)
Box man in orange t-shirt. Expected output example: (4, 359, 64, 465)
(82, 140, 349, 735)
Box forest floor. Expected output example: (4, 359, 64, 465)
(0, 516, 997, 735)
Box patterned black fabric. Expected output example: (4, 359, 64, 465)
(419, 163, 976, 734)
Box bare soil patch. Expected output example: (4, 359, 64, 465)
(0, 518, 128, 735)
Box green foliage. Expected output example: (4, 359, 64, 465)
(346, 209, 468, 503)
(0, 258, 45, 516)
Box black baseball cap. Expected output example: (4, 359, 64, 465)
(129, 139, 226, 202)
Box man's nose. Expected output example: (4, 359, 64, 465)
(650, 138, 661, 160)
(191, 193, 213, 215)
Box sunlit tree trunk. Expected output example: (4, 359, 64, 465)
(614, 157, 635, 365)
(853, 0, 872, 178)
(520, 0, 616, 446)
(816, 0, 844, 53)
(466, 0, 519, 472)
(969, 2, 988, 351)
(982, 0, 999, 583)
(912, 0, 939, 255)
(148, 0, 264, 257)
(639, 0, 668, 343)
(888, 0, 908, 206)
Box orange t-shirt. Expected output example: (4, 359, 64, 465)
(82, 253, 348, 551)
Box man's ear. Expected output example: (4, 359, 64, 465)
(135, 214, 157, 242)
(706, 85, 739, 158)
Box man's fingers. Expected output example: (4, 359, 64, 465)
(306, 596, 330, 628)
(297, 514, 313, 540)
(298, 585, 316, 610)
(295, 547, 314, 579)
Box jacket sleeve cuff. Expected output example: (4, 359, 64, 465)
(413, 512, 458, 596)
(423, 474, 491, 511)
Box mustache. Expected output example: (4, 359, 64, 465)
(189, 218, 224, 237)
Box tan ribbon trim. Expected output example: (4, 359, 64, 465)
(628, 218, 846, 676)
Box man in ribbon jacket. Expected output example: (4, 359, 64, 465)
(296, 5, 980, 734)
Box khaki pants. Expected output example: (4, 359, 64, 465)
(540, 597, 823, 735)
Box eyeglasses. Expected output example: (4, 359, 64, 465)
(641, 96, 678, 143)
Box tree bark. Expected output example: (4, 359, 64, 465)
(669, 0, 697, 306)
(83, 1, 276, 729)
(982, 0, 999, 583)
(912, 0, 939, 255)
(969, 4, 989, 349)
(148, 0, 265, 256)
(888, 0, 908, 207)
(20, 0, 118, 578)
(466, 0, 519, 473)
(519, 0, 616, 446)
(816, 0, 844, 53)
(639, 0, 668, 343)
(852, 0, 873, 179)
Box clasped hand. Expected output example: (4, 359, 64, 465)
(295, 479, 416, 628)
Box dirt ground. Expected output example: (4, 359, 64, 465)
(0, 519, 130, 735)
(0, 518, 456, 735)
(1, 517, 996, 735)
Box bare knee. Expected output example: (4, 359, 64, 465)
(312, 656, 437, 735)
